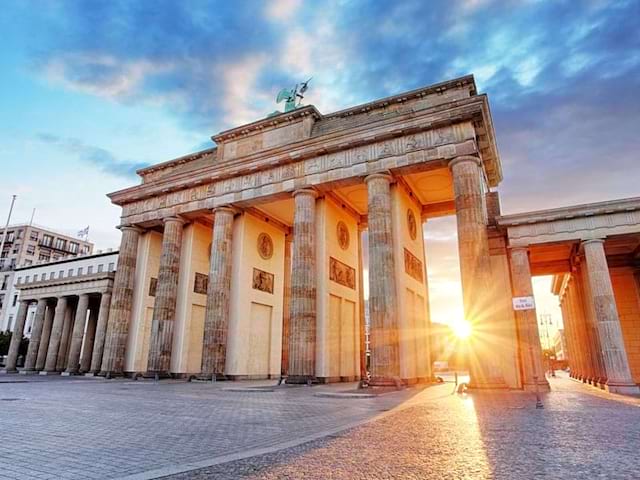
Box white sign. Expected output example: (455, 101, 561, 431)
(512, 296, 536, 311)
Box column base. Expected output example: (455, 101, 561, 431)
(0, 369, 18, 374)
(61, 371, 81, 376)
(19, 370, 40, 375)
(98, 371, 124, 378)
(467, 380, 509, 390)
(523, 381, 550, 392)
(286, 375, 318, 385)
(39, 371, 60, 376)
(369, 376, 404, 388)
(605, 382, 640, 395)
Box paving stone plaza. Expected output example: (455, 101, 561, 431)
(1, 373, 638, 480)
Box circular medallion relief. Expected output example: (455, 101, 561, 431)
(257, 233, 274, 260)
(337, 221, 350, 250)
(407, 209, 417, 240)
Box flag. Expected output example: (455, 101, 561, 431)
(77, 226, 89, 239)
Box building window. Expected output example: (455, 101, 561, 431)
(68, 269, 73, 277)
(82, 245, 91, 254)
(1, 275, 8, 290)
(16, 276, 21, 284)
(49, 272, 55, 280)
(6, 231, 15, 242)
(26, 244, 36, 255)
(24, 260, 32, 266)
(33, 274, 38, 282)
(16, 229, 23, 239)
(41, 234, 53, 247)
(39, 254, 50, 261)
(12, 246, 20, 254)
(59, 270, 64, 278)
(7, 315, 13, 331)
(87, 266, 93, 275)
(12, 294, 17, 306)
(77, 267, 83, 275)
(0, 294, 3, 310)
(108, 262, 115, 272)
(55, 238, 67, 250)
(30, 230, 39, 241)
(97, 264, 104, 273)
(69, 242, 79, 254)
(25, 275, 30, 283)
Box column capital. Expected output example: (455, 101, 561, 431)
(212, 205, 240, 216)
(449, 155, 481, 170)
(364, 172, 393, 185)
(162, 216, 186, 226)
(117, 224, 144, 234)
(508, 245, 530, 254)
(581, 238, 605, 246)
(292, 188, 318, 199)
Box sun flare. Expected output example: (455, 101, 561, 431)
(452, 319, 473, 340)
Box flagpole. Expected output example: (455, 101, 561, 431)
(0, 195, 17, 270)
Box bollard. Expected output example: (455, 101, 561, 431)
(533, 374, 544, 409)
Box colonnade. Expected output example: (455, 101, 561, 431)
(557, 239, 638, 394)
(97, 154, 502, 387)
(4, 290, 113, 375)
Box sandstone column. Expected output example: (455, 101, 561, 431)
(80, 300, 99, 373)
(281, 234, 292, 377)
(450, 155, 506, 388)
(366, 174, 400, 386)
(56, 301, 74, 371)
(357, 223, 367, 381)
(287, 189, 318, 383)
(23, 298, 48, 372)
(43, 296, 68, 373)
(65, 293, 90, 374)
(147, 217, 185, 376)
(3, 300, 30, 372)
(89, 290, 112, 374)
(101, 225, 142, 375)
(582, 239, 639, 394)
(201, 207, 236, 377)
(36, 302, 55, 371)
(509, 247, 549, 391)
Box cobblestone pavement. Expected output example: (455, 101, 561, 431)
(166, 372, 640, 480)
(1, 373, 639, 480)
(0, 375, 425, 480)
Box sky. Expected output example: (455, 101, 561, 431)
(1, 0, 639, 332)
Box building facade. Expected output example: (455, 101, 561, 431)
(1, 250, 118, 373)
(553, 329, 568, 361)
(0, 224, 93, 330)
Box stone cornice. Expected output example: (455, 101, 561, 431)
(496, 196, 640, 227)
(109, 95, 493, 207)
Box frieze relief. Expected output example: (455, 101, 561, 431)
(329, 257, 356, 290)
(121, 124, 474, 219)
(404, 248, 423, 283)
(252, 268, 274, 294)
(194, 273, 208, 295)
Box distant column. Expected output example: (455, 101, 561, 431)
(65, 294, 90, 374)
(56, 301, 75, 371)
(101, 225, 142, 376)
(201, 207, 236, 377)
(80, 299, 99, 373)
(508, 247, 549, 391)
(147, 217, 185, 376)
(365, 173, 400, 386)
(281, 233, 292, 377)
(36, 302, 55, 370)
(450, 155, 506, 389)
(44, 296, 68, 373)
(582, 239, 639, 394)
(89, 290, 112, 374)
(23, 298, 48, 371)
(357, 223, 367, 382)
(3, 300, 30, 372)
(287, 189, 318, 383)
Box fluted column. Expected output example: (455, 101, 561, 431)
(56, 301, 74, 371)
(366, 174, 400, 386)
(450, 156, 506, 388)
(357, 223, 367, 381)
(89, 290, 112, 374)
(201, 207, 236, 377)
(101, 225, 142, 375)
(582, 239, 639, 394)
(281, 234, 292, 376)
(80, 300, 99, 373)
(36, 302, 55, 370)
(65, 293, 90, 374)
(287, 189, 318, 383)
(23, 298, 48, 371)
(43, 296, 68, 373)
(147, 217, 185, 375)
(3, 300, 30, 372)
(509, 247, 549, 391)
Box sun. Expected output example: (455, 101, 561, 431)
(452, 319, 473, 340)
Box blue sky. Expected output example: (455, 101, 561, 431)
(1, 0, 639, 325)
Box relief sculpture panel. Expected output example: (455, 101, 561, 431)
(252, 268, 274, 294)
(404, 248, 424, 283)
(329, 257, 356, 290)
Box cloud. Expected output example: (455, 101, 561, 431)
(36, 133, 148, 178)
(265, 0, 303, 22)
